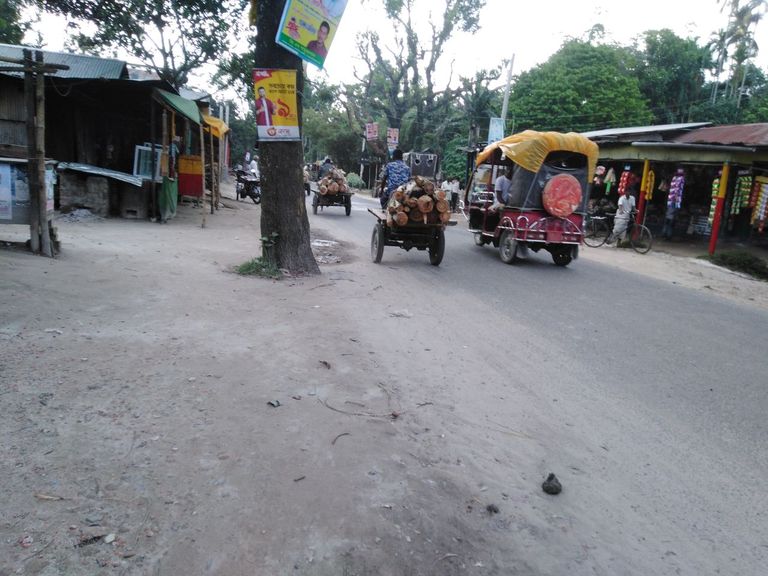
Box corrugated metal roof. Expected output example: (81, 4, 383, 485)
(673, 123, 768, 147)
(57, 162, 143, 186)
(580, 122, 711, 139)
(0, 43, 128, 79)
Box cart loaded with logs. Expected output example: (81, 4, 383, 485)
(369, 175, 456, 266)
(312, 168, 354, 216)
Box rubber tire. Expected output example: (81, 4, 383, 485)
(552, 249, 572, 267)
(312, 195, 318, 215)
(305, 183, 311, 196)
(429, 229, 445, 266)
(583, 218, 609, 247)
(371, 223, 385, 263)
(473, 233, 485, 247)
(499, 231, 517, 264)
(251, 192, 261, 205)
(345, 196, 352, 216)
(629, 224, 653, 254)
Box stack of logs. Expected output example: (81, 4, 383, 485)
(318, 168, 350, 195)
(386, 176, 451, 226)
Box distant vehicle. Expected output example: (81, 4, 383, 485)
(464, 130, 598, 267)
(403, 151, 439, 180)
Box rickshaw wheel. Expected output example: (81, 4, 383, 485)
(312, 195, 319, 215)
(473, 233, 485, 247)
(371, 223, 385, 263)
(345, 195, 352, 216)
(499, 231, 518, 264)
(429, 229, 445, 266)
(552, 248, 572, 267)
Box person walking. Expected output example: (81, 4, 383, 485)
(450, 177, 461, 212)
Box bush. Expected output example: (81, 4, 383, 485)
(346, 173, 365, 189)
(702, 250, 768, 281)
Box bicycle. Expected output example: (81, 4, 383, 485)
(584, 211, 653, 254)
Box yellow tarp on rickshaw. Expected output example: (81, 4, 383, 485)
(476, 130, 598, 176)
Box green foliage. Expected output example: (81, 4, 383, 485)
(440, 135, 472, 184)
(346, 173, 365, 189)
(40, 0, 247, 88)
(0, 0, 28, 43)
(235, 257, 281, 279)
(636, 29, 712, 124)
(703, 250, 768, 280)
(511, 40, 653, 132)
(228, 110, 258, 167)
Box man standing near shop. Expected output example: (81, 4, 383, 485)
(379, 148, 411, 209)
(610, 181, 637, 244)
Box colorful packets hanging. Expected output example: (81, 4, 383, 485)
(617, 170, 631, 196)
(709, 177, 719, 225)
(668, 173, 685, 209)
(731, 173, 753, 215)
(752, 177, 768, 233)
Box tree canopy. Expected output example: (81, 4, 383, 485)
(0, 0, 28, 43)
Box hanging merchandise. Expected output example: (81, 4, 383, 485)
(593, 165, 606, 186)
(751, 176, 768, 233)
(617, 165, 632, 196)
(643, 169, 655, 201)
(708, 176, 720, 225)
(604, 167, 616, 196)
(749, 178, 761, 208)
(668, 168, 685, 209)
(731, 171, 753, 215)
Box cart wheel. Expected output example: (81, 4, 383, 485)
(429, 229, 445, 266)
(312, 194, 318, 215)
(345, 195, 352, 216)
(473, 232, 485, 247)
(499, 231, 518, 264)
(371, 223, 385, 263)
(552, 248, 572, 267)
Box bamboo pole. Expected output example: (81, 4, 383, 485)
(200, 124, 206, 228)
(209, 127, 215, 213)
(35, 51, 53, 257)
(24, 49, 40, 254)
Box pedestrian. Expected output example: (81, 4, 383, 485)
(249, 155, 260, 179)
(492, 165, 513, 210)
(610, 180, 637, 244)
(379, 148, 411, 209)
(450, 177, 461, 212)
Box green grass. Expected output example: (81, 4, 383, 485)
(701, 250, 768, 281)
(235, 257, 281, 279)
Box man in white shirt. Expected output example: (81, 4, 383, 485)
(610, 185, 636, 244)
(492, 166, 513, 210)
(249, 156, 260, 179)
(450, 177, 461, 212)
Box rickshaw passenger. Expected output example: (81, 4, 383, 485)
(491, 165, 513, 210)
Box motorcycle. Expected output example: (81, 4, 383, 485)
(235, 166, 262, 204)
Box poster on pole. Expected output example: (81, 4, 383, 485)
(386, 127, 399, 153)
(488, 117, 505, 144)
(252, 69, 301, 142)
(0, 163, 12, 220)
(276, 0, 349, 69)
(366, 122, 378, 141)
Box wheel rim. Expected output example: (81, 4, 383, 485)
(630, 225, 652, 254)
(500, 233, 516, 262)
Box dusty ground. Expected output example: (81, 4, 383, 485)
(1, 186, 765, 575)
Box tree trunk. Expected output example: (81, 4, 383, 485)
(255, 0, 319, 275)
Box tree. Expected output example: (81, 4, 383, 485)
(0, 0, 29, 43)
(510, 39, 652, 132)
(636, 29, 712, 124)
(38, 0, 246, 88)
(253, 0, 318, 275)
(719, 0, 767, 105)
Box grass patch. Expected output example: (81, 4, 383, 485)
(701, 250, 768, 281)
(235, 257, 281, 279)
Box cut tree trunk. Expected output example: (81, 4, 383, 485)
(255, 0, 319, 275)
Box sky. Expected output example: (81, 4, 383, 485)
(23, 0, 768, 103)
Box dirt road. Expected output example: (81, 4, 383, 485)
(1, 190, 766, 575)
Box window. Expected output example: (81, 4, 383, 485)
(133, 145, 162, 180)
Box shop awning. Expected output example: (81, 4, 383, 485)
(153, 88, 201, 124)
(203, 114, 230, 139)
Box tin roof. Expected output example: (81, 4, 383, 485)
(0, 43, 128, 79)
(673, 123, 768, 147)
(580, 122, 711, 140)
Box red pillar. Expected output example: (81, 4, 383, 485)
(708, 162, 730, 256)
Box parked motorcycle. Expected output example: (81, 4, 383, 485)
(235, 166, 261, 204)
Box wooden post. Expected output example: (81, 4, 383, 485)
(35, 51, 53, 257)
(708, 162, 730, 256)
(24, 49, 40, 254)
(209, 127, 215, 213)
(150, 99, 157, 221)
(199, 124, 206, 228)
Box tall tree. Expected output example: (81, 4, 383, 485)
(253, 0, 318, 275)
(510, 40, 652, 132)
(0, 0, 28, 43)
(38, 0, 246, 88)
(636, 29, 712, 124)
(719, 0, 766, 105)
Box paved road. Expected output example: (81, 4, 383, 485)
(306, 190, 768, 574)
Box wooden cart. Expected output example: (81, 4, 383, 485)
(368, 209, 455, 266)
(312, 190, 354, 216)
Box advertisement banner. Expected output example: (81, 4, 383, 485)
(386, 127, 399, 152)
(366, 122, 378, 141)
(252, 69, 301, 142)
(0, 163, 11, 220)
(488, 117, 505, 144)
(276, 0, 348, 69)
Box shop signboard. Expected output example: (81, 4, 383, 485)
(488, 117, 505, 144)
(252, 68, 301, 142)
(387, 127, 399, 153)
(366, 122, 378, 141)
(276, 0, 349, 69)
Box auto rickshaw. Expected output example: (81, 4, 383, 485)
(464, 131, 598, 266)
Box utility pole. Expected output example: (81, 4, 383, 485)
(500, 54, 515, 133)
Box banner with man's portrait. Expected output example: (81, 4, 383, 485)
(252, 68, 301, 142)
(275, 0, 348, 69)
